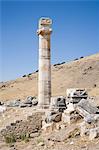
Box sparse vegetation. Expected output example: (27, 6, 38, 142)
(4, 134, 16, 144)
(22, 75, 27, 77)
(53, 61, 65, 66)
(19, 132, 30, 142)
(80, 56, 84, 59)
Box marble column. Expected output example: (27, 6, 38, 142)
(37, 17, 52, 108)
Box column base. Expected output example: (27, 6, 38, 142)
(38, 104, 50, 109)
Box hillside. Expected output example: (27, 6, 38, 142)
(0, 53, 99, 104)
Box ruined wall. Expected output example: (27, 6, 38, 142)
(1, 112, 44, 140)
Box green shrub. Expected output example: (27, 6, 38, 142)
(4, 134, 16, 144)
(19, 132, 30, 142)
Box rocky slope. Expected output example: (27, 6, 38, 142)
(0, 53, 99, 103)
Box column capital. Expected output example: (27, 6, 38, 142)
(37, 28, 52, 36)
(37, 17, 52, 36)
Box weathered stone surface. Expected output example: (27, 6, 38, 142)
(89, 127, 99, 140)
(77, 99, 99, 114)
(76, 106, 90, 118)
(0, 105, 6, 113)
(67, 88, 88, 98)
(48, 124, 79, 142)
(62, 110, 81, 124)
(65, 103, 75, 114)
(0, 112, 44, 141)
(32, 99, 38, 106)
(66, 89, 88, 104)
(45, 111, 62, 123)
(24, 96, 33, 104)
(42, 122, 56, 133)
(50, 96, 66, 112)
(30, 132, 40, 138)
(7, 99, 21, 107)
(37, 18, 52, 108)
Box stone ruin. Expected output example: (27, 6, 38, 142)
(0, 18, 99, 144)
(0, 88, 99, 142)
(42, 88, 99, 141)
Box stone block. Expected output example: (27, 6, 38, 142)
(67, 88, 88, 99)
(77, 99, 99, 114)
(45, 110, 62, 123)
(62, 113, 71, 124)
(89, 127, 99, 140)
(42, 122, 56, 133)
(48, 124, 79, 142)
(50, 96, 66, 112)
(65, 103, 75, 114)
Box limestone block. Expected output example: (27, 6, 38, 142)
(48, 124, 79, 142)
(50, 96, 66, 112)
(45, 111, 62, 123)
(62, 113, 71, 124)
(77, 99, 99, 114)
(0, 106, 6, 113)
(65, 103, 75, 114)
(42, 122, 56, 133)
(89, 127, 99, 140)
(80, 121, 88, 137)
(76, 106, 90, 118)
(67, 88, 88, 99)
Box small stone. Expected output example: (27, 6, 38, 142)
(89, 127, 99, 140)
(7, 99, 21, 107)
(38, 142, 45, 146)
(0, 105, 6, 113)
(45, 111, 62, 123)
(70, 141, 74, 145)
(30, 132, 40, 138)
(32, 99, 38, 106)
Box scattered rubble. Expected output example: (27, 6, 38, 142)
(42, 88, 99, 141)
(6, 96, 38, 108)
(0, 112, 44, 141)
(67, 88, 88, 103)
(0, 88, 99, 145)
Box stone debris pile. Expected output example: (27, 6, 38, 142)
(6, 96, 38, 108)
(0, 112, 44, 140)
(67, 88, 88, 103)
(0, 88, 99, 142)
(42, 88, 99, 141)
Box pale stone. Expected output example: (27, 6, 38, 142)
(77, 99, 99, 114)
(89, 127, 99, 140)
(38, 142, 45, 146)
(50, 96, 66, 112)
(42, 122, 56, 133)
(80, 121, 88, 137)
(65, 103, 75, 114)
(67, 88, 88, 98)
(37, 17, 52, 108)
(45, 111, 62, 123)
(0, 106, 6, 113)
(62, 113, 71, 124)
